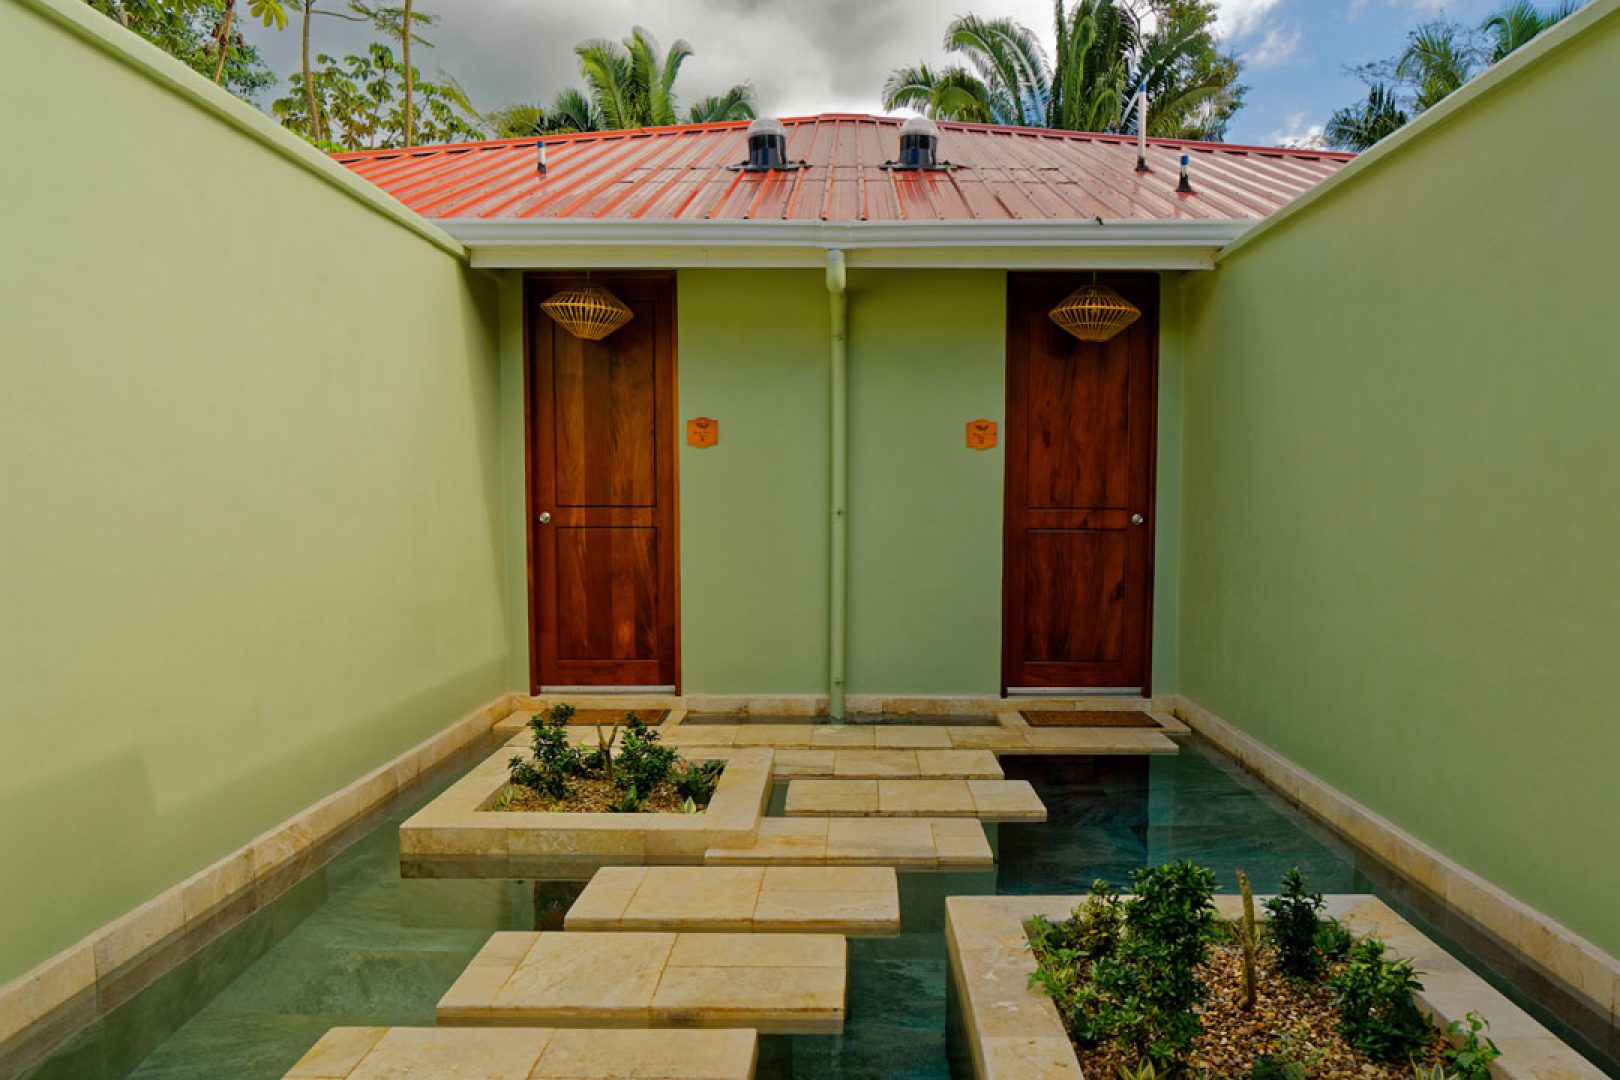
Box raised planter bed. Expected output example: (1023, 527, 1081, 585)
(399, 748, 772, 879)
(945, 894, 1604, 1080)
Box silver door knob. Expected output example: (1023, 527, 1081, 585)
(538, 512, 552, 524)
(1131, 513, 1145, 525)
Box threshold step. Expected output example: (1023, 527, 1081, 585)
(438, 930, 846, 1035)
(704, 817, 993, 869)
(784, 778, 1046, 822)
(284, 1025, 756, 1079)
(566, 865, 900, 937)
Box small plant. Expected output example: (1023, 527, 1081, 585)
(1264, 867, 1326, 981)
(679, 796, 698, 814)
(507, 704, 586, 799)
(672, 758, 725, 805)
(613, 714, 679, 794)
(1329, 936, 1432, 1062)
(611, 786, 643, 813)
(1249, 1029, 1320, 1079)
(1412, 1065, 1458, 1080)
(1314, 916, 1354, 962)
(1440, 1011, 1500, 1080)
(1115, 1060, 1160, 1080)
(1236, 867, 1259, 1010)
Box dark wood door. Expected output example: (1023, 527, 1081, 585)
(527, 274, 678, 691)
(1002, 273, 1157, 692)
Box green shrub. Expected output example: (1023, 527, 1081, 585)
(1329, 937, 1431, 1062)
(613, 714, 678, 794)
(1440, 1011, 1499, 1080)
(1249, 1055, 1306, 1080)
(1263, 867, 1325, 980)
(672, 759, 724, 805)
(507, 704, 585, 798)
(1079, 861, 1219, 1070)
(1314, 916, 1354, 962)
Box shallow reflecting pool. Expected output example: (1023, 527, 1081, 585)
(22, 735, 1619, 1079)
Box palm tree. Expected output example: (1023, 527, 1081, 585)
(687, 86, 758, 124)
(1325, 84, 1409, 151)
(545, 88, 602, 133)
(568, 27, 754, 130)
(883, 1, 1244, 140)
(1394, 21, 1480, 112)
(1483, 0, 1579, 61)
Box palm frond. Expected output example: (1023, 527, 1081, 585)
(686, 84, 756, 124)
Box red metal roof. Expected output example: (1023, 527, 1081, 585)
(333, 114, 1352, 225)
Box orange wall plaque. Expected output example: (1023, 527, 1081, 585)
(686, 416, 718, 448)
(966, 419, 997, 450)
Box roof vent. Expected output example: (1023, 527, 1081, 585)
(745, 117, 789, 171)
(896, 116, 940, 169)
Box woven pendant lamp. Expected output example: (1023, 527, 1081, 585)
(540, 282, 634, 341)
(1049, 277, 1141, 342)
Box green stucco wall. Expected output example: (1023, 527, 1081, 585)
(677, 270, 833, 693)
(844, 270, 1006, 695)
(1179, 7, 1620, 956)
(0, 2, 508, 984)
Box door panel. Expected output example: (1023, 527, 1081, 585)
(1003, 273, 1157, 692)
(529, 275, 677, 690)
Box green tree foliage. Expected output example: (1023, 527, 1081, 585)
(559, 26, 756, 131)
(1326, 1, 1581, 150)
(271, 42, 482, 150)
(85, 0, 275, 95)
(883, 0, 1245, 140)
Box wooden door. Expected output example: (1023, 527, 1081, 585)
(527, 274, 678, 692)
(1002, 273, 1157, 693)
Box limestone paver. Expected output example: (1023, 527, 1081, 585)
(967, 779, 1048, 822)
(810, 726, 877, 748)
(706, 816, 993, 868)
(877, 779, 976, 817)
(438, 930, 845, 1035)
(286, 1026, 760, 1080)
(770, 749, 837, 777)
(783, 779, 879, 816)
(874, 726, 954, 748)
(832, 750, 918, 778)
(617, 866, 764, 931)
(567, 865, 900, 937)
(529, 1027, 758, 1079)
(704, 819, 829, 865)
(914, 749, 1004, 779)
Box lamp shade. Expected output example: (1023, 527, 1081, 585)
(1049, 283, 1141, 342)
(540, 284, 634, 340)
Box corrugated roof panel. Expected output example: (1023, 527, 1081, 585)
(332, 114, 1353, 224)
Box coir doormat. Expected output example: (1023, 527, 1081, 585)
(1021, 710, 1159, 728)
(540, 708, 669, 727)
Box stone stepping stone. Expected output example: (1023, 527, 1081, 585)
(284, 1025, 756, 1079)
(437, 930, 846, 1035)
(704, 817, 993, 868)
(769, 748, 1003, 780)
(783, 779, 1046, 822)
(565, 865, 900, 937)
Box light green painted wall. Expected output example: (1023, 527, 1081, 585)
(0, 2, 508, 984)
(845, 270, 1007, 695)
(1179, 8, 1620, 956)
(676, 270, 832, 693)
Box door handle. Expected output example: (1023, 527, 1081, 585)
(1131, 513, 1145, 525)
(537, 512, 552, 525)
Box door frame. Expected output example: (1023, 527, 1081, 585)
(522, 271, 681, 696)
(999, 271, 1159, 698)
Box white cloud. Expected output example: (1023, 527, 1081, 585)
(1267, 111, 1327, 149)
(1246, 24, 1302, 67)
(1214, 0, 1287, 40)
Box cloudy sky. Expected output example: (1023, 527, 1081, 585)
(242, 0, 1508, 147)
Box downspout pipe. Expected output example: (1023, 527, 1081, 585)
(826, 249, 849, 720)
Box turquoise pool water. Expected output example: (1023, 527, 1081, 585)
(20, 736, 1619, 1079)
